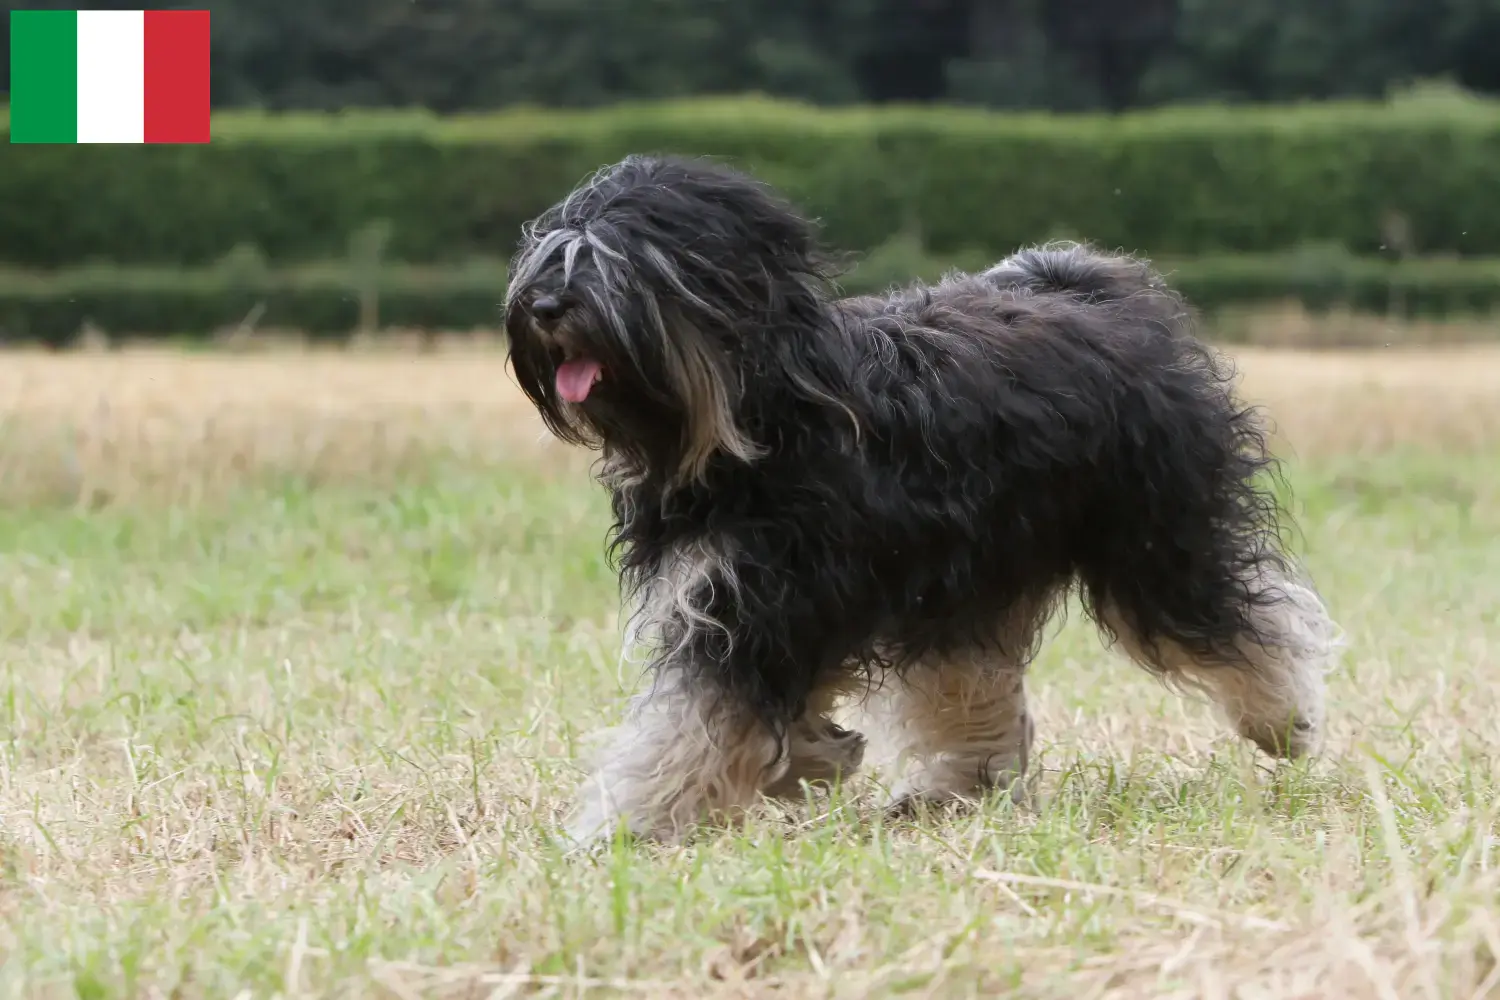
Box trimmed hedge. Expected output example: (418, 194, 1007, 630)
(0, 258, 510, 344)
(4, 250, 1500, 347)
(5, 96, 1500, 268)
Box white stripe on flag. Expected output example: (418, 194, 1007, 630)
(76, 10, 145, 143)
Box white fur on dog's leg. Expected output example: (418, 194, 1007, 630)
(851, 657, 1033, 812)
(563, 667, 781, 849)
(1239, 571, 1343, 757)
(1105, 566, 1344, 760)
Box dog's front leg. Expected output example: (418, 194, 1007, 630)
(563, 541, 862, 848)
(564, 659, 783, 849)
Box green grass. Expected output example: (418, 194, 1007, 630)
(0, 449, 1497, 997)
(8, 86, 1489, 144)
(4, 83, 1498, 142)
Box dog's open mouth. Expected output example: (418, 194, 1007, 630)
(555, 354, 604, 403)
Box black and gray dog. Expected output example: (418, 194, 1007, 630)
(504, 154, 1341, 847)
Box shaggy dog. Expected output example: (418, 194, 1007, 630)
(503, 154, 1341, 848)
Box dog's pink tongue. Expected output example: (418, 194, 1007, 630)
(555, 357, 603, 402)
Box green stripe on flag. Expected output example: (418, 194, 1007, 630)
(9, 10, 80, 144)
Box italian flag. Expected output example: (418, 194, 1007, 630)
(9, 9, 210, 144)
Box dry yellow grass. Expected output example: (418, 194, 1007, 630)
(2, 341, 1498, 508)
(1209, 303, 1500, 351)
(0, 341, 576, 507)
(0, 342, 1497, 998)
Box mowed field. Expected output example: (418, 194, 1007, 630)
(0, 340, 1498, 999)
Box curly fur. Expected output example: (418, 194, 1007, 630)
(504, 155, 1343, 847)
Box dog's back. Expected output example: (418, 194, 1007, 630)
(981, 242, 1174, 304)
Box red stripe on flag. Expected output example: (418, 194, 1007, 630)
(143, 10, 211, 144)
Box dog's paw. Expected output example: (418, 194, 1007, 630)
(560, 790, 643, 854)
(879, 787, 983, 823)
(560, 818, 619, 857)
(877, 751, 1028, 818)
(761, 724, 867, 800)
(1242, 714, 1324, 760)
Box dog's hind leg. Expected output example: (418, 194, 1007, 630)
(1098, 561, 1341, 759)
(851, 649, 1034, 812)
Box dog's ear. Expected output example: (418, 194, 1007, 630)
(658, 307, 765, 485)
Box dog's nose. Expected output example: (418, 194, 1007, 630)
(531, 295, 568, 324)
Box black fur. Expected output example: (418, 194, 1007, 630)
(504, 155, 1330, 837)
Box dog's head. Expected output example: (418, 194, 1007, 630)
(504, 155, 835, 484)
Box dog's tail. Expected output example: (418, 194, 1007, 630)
(981, 241, 1181, 309)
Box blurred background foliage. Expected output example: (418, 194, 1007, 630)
(5, 0, 1498, 114)
(3, 0, 1500, 343)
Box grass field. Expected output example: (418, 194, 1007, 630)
(1, 342, 1498, 998)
